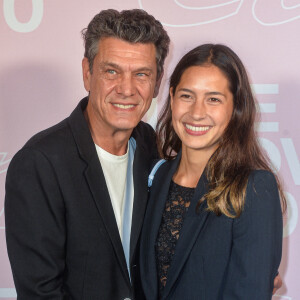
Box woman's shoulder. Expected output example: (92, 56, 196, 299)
(247, 169, 278, 191)
(244, 169, 280, 212)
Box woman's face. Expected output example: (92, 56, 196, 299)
(170, 65, 234, 155)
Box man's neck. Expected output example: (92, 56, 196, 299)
(84, 109, 132, 156)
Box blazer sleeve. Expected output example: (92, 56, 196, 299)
(222, 170, 283, 300)
(5, 148, 66, 299)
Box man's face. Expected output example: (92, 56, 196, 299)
(83, 37, 159, 136)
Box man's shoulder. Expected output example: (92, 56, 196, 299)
(6, 99, 91, 183)
(24, 117, 70, 150)
(22, 98, 88, 154)
(6, 117, 74, 181)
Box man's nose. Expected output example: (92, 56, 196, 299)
(116, 74, 135, 97)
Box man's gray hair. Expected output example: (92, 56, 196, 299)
(82, 9, 170, 79)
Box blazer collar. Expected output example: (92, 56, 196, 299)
(68, 97, 95, 163)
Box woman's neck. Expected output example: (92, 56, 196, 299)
(173, 146, 216, 188)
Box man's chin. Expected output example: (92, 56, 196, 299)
(112, 119, 140, 130)
(111, 122, 139, 133)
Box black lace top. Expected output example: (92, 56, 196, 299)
(155, 180, 195, 297)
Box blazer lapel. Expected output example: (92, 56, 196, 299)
(129, 140, 149, 264)
(142, 156, 181, 299)
(68, 98, 130, 285)
(162, 173, 210, 300)
(129, 123, 159, 264)
(84, 157, 130, 283)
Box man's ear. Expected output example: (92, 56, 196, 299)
(82, 57, 91, 92)
(153, 71, 164, 98)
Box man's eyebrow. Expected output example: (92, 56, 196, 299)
(98, 62, 154, 73)
(98, 62, 120, 69)
(134, 67, 153, 73)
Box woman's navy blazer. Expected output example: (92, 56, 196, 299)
(140, 153, 282, 300)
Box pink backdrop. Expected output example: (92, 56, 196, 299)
(1, 0, 299, 299)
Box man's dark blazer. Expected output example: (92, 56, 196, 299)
(140, 153, 283, 300)
(5, 98, 157, 299)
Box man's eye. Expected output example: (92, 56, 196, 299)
(136, 72, 147, 77)
(107, 69, 116, 74)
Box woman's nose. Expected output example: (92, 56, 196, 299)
(190, 100, 206, 120)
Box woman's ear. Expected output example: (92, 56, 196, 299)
(153, 71, 164, 98)
(170, 87, 174, 110)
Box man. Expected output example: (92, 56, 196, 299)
(5, 8, 282, 300)
(5, 9, 169, 299)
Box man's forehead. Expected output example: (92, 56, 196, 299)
(98, 37, 156, 58)
(95, 37, 157, 69)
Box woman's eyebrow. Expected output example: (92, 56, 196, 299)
(204, 91, 226, 97)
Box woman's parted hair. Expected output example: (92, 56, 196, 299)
(157, 44, 286, 217)
(81, 9, 170, 79)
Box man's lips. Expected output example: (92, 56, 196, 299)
(111, 103, 136, 110)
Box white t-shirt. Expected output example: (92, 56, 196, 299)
(95, 144, 128, 241)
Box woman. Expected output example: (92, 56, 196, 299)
(140, 44, 285, 299)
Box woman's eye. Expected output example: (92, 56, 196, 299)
(209, 97, 221, 103)
(178, 94, 193, 102)
(180, 94, 191, 99)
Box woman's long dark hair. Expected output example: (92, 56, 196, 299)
(157, 44, 286, 217)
